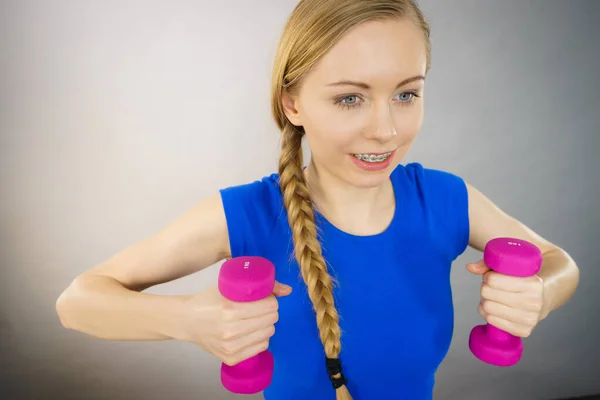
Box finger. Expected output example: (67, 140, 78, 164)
(466, 259, 491, 275)
(482, 313, 534, 338)
(478, 302, 535, 338)
(273, 281, 292, 297)
(480, 283, 542, 312)
(222, 337, 271, 366)
(231, 295, 279, 320)
(229, 323, 276, 353)
(483, 271, 540, 293)
(222, 311, 278, 340)
(480, 299, 540, 328)
(478, 302, 487, 320)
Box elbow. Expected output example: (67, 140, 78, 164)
(55, 283, 76, 330)
(55, 276, 90, 330)
(561, 247, 580, 292)
(551, 247, 581, 304)
(570, 255, 580, 292)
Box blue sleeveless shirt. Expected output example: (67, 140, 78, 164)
(219, 163, 470, 400)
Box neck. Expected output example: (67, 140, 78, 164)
(304, 159, 395, 236)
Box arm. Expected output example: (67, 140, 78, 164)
(466, 182, 579, 320)
(55, 192, 232, 341)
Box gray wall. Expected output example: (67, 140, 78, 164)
(1, 1, 598, 399)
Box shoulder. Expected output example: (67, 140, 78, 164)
(218, 172, 285, 257)
(219, 172, 282, 206)
(393, 162, 470, 257)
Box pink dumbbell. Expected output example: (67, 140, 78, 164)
(218, 256, 276, 394)
(469, 237, 543, 366)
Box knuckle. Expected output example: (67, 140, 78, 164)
(220, 328, 235, 341)
(477, 304, 487, 318)
(221, 305, 237, 322)
(480, 284, 491, 299)
(221, 343, 236, 356)
(478, 303, 485, 317)
(266, 296, 279, 311)
(523, 314, 538, 327)
(485, 273, 496, 286)
(481, 300, 493, 314)
(259, 340, 270, 352)
(267, 325, 276, 338)
(221, 298, 235, 310)
(271, 311, 280, 324)
(222, 356, 238, 366)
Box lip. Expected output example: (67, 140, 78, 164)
(351, 151, 395, 156)
(349, 149, 397, 172)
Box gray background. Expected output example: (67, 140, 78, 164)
(1, 0, 598, 399)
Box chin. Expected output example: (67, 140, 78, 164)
(341, 161, 400, 189)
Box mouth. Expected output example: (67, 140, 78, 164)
(351, 151, 394, 163)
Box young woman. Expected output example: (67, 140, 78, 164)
(56, 1, 580, 399)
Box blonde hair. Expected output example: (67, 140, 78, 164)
(270, 1, 431, 398)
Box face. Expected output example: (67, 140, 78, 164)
(282, 17, 427, 188)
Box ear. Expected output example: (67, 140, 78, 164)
(281, 91, 302, 127)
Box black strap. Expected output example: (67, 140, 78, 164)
(325, 357, 348, 389)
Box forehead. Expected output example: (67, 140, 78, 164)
(308, 18, 427, 84)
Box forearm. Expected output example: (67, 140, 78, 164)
(56, 274, 191, 341)
(538, 247, 580, 320)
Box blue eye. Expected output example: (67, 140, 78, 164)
(397, 92, 414, 101)
(335, 95, 363, 110)
(341, 95, 359, 105)
(334, 91, 420, 110)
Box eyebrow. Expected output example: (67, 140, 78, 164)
(326, 75, 425, 90)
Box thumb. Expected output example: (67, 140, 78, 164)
(273, 281, 293, 297)
(466, 259, 491, 275)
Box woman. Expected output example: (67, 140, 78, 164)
(55, 1, 580, 399)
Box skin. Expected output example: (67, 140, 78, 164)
(56, 17, 579, 363)
(281, 17, 580, 337)
(283, 17, 427, 236)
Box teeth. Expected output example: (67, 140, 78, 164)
(353, 152, 392, 163)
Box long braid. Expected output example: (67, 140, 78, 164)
(277, 123, 352, 399)
(270, 2, 432, 397)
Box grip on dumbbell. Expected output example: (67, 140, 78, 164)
(469, 237, 543, 366)
(218, 256, 276, 394)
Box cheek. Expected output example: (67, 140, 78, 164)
(301, 105, 361, 154)
(300, 100, 424, 156)
(304, 127, 355, 159)
(394, 105, 424, 139)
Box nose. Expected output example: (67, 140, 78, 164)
(364, 101, 396, 142)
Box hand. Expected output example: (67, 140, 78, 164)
(176, 281, 292, 366)
(467, 260, 546, 338)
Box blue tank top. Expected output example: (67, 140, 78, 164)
(219, 162, 470, 400)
